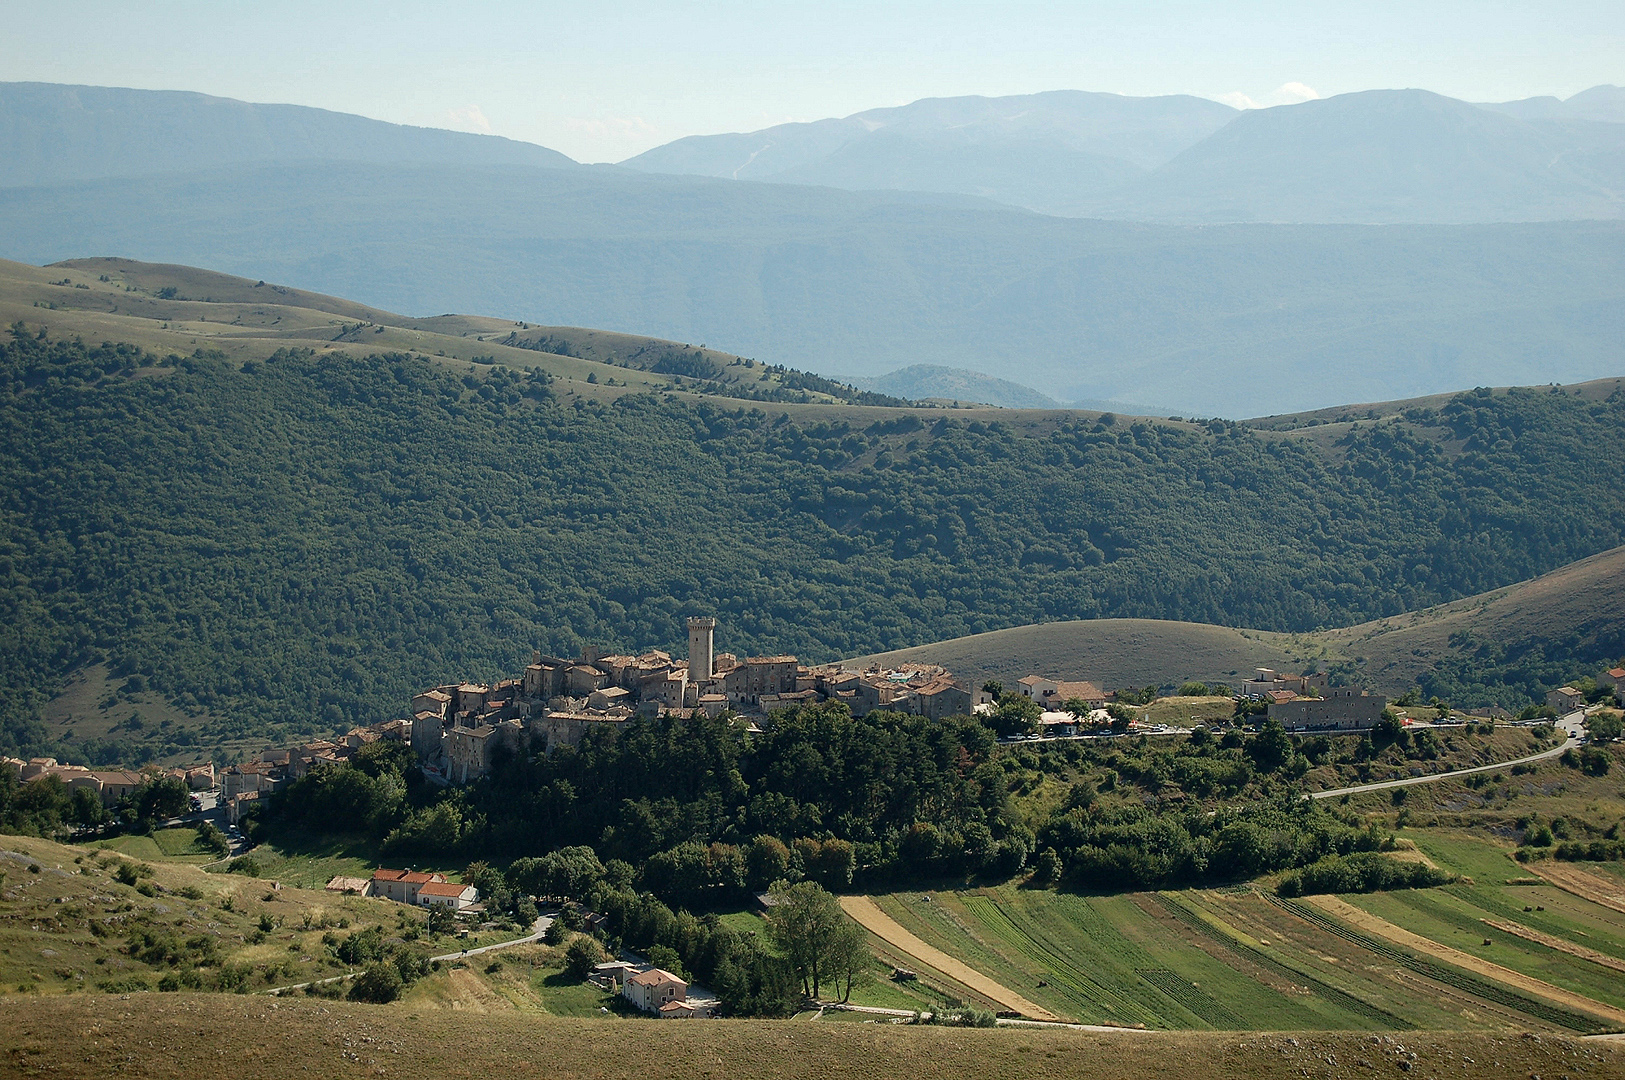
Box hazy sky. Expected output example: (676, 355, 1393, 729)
(2, 1, 1619, 162)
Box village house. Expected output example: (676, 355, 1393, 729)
(1600, 667, 1625, 707)
(623, 968, 687, 1013)
(324, 875, 372, 896)
(416, 880, 479, 910)
(1547, 686, 1587, 713)
(369, 868, 446, 905)
(1242, 669, 1330, 699)
(1268, 687, 1387, 731)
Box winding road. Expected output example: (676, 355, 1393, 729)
(1308, 710, 1590, 800)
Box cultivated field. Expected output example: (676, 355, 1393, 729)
(858, 826, 1625, 1034)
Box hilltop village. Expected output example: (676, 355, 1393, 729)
(411, 617, 974, 784)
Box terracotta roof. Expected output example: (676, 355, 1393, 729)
(628, 968, 685, 987)
(658, 1000, 694, 1013)
(416, 881, 475, 898)
(916, 677, 962, 696)
(1609, 668, 1625, 680)
(1017, 675, 1051, 686)
(372, 868, 444, 884)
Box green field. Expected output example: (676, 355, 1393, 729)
(87, 827, 216, 864)
(864, 849, 1625, 1034)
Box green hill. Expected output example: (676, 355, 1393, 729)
(5, 260, 1625, 761)
(851, 545, 1625, 707)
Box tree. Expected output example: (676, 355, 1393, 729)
(745, 834, 792, 889)
(1061, 697, 1094, 720)
(648, 944, 687, 979)
(826, 919, 872, 1003)
(989, 694, 1041, 737)
(564, 935, 605, 980)
(426, 904, 455, 937)
(1585, 713, 1622, 743)
(764, 880, 848, 1000)
(196, 820, 229, 857)
(1245, 718, 1293, 773)
(124, 775, 188, 829)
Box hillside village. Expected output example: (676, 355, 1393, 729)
(10, 617, 1619, 828)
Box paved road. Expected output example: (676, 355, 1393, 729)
(263, 914, 552, 995)
(1308, 710, 1590, 800)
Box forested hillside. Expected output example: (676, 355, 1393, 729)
(2, 329, 1624, 758)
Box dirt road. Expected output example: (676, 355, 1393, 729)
(839, 895, 1059, 1021)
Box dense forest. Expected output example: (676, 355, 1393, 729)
(3, 328, 1624, 755)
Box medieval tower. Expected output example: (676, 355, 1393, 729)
(687, 616, 716, 684)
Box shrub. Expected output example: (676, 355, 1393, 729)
(564, 936, 605, 980)
(347, 962, 403, 1004)
(1277, 852, 1450, 897)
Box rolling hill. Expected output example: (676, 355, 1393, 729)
(4, 161, 1624, 416)
(848, 545, 1625, 707)
(4, 258, 1625, 763)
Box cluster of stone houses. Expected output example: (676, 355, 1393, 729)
(220, 722, 402, 823)
(322, 867, 480, 911)
(411, 616, 977, 784)
(0, 757, 214, 806)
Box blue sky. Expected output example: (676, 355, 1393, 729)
(2, 1, 1619, 161)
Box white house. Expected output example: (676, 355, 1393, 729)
(623, 968, 687, 1013)
(416, 881, 479, 910)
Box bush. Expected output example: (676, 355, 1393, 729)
(347, 962, 403, 1004)
(1277, 852, 1450, 897)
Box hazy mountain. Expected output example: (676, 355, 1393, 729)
(626, 86, 1625, 224)
(841, 365, 1064, 408)
(1482, 85, 1625, 124)
(0, 82, 577, 187)
(3, 160, 1621, 416)
(621, 90, 1237, 217)
(1086, 89, 1625, 224)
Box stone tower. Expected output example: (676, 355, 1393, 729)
(687, 616, 716, 685)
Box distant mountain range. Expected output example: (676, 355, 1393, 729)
(624, 85, 1625, 223)
(0, 82, 575, 187)
(2, 81, 1624, 415)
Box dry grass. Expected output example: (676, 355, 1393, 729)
(2, 993, 1621, 1080)
(846, 544, 1625, 698)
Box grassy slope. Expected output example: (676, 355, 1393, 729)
(849, 544, 1625, 696)
(5, 995, 1618, 1080)
(0, 833, 429, 996)
(4, 257, 932, 415)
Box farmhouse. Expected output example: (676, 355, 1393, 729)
(623, 968, 688, 1013)
(1267, 688, 1386, 731)
(370, 868, 446, 905)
